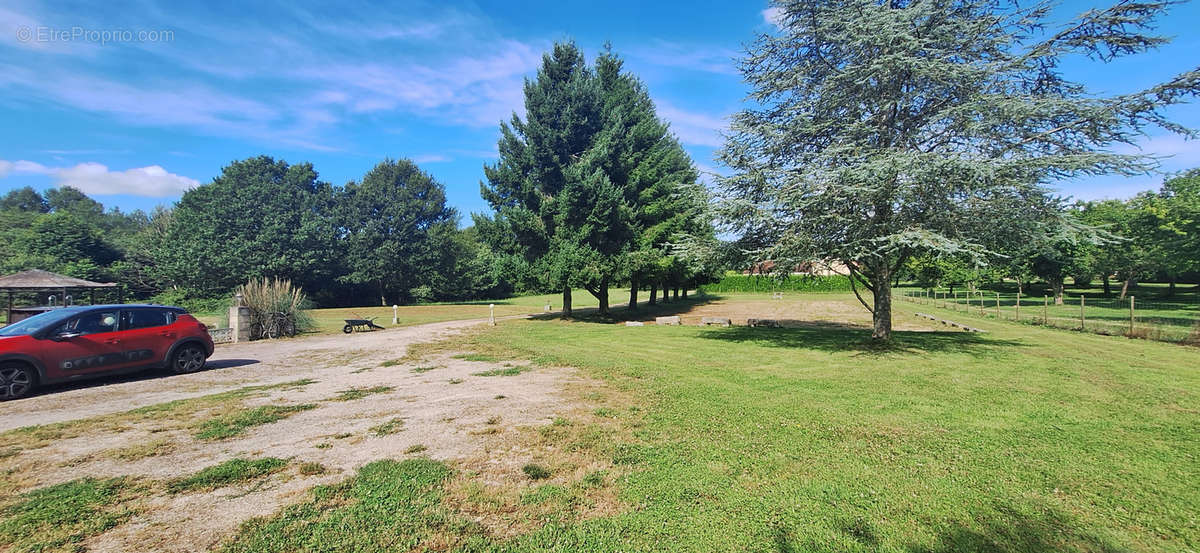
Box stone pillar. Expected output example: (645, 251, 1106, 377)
(230, 293, 251, 343)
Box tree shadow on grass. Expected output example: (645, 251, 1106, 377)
(773, 502, 1127, 553)
(701, 323, 1026, 356)
(527, 294, 722, 323)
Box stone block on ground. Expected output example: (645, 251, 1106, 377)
(655, 315, 681, 325)
(624, 321, 645, 327)
(701, 317, 731, 327)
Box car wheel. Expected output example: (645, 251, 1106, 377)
(0, 363, 36, 400)
(343, 324, 354, 334)
(170, 344, 207, 374)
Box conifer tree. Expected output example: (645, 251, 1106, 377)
(719, 0, 1199, 339)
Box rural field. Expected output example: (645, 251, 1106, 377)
(193, 288, 632, 335)
(2, 291, 1195, 552)
(898, 283, 1200, 342)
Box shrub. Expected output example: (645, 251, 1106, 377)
(409, 285, 434, 303)
(235, 277, 314, 339)
(149, 289, 228, 314)
(699, 273, 855, 293)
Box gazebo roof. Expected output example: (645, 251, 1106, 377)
(0, 269, 118, 290)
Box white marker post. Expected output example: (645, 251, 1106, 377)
(392, 304, 399, 325)
(489, 304, 496, 326)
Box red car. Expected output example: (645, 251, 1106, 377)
(0, 304, 214, 400)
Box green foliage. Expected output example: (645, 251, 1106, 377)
(0, 478, 138, 553)
(193, 404, 316, 440)
(155, 156, 338, 298)
(719, 0, 1199, 338)
(480, 42, 711, 315)
(149, 288, 228, 314)
(338, 159, 459, 305)
(699, 273, 853, 293)
(167, 458, 288, 494)
(0, 187, 48, 213)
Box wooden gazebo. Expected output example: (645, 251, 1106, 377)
(0, 269, 120, 324)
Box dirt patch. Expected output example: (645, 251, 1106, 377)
(627, 296, 939, 331)
(0, 317, 621, 553)
(0, 317, 493, 432)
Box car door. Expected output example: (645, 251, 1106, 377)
(39, 309, 129, 380)
(118, 308, 174, 367)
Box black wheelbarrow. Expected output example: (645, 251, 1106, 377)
(343, 317, 385, 333)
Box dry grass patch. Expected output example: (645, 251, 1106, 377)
(0, 379, 318, 454)
(326, 386, 393, 402)
(437, 374, 636, 539)
(369, 418, 405, 436)
(104, 437, 178, 461)
(193, 404, 317, 440)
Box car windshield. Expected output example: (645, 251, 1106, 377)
(0, 308, 81, 337)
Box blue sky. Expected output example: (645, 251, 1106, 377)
(1, 0, 1198, 220)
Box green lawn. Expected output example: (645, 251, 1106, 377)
(195, 288, 630, 334)
(230, 293, 1198, 552)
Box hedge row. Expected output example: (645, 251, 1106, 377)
(699, 274, 856, 293)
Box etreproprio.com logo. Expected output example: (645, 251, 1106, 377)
(16, 25, 174, 45)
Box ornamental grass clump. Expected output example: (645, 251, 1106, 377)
(235, 277, 314, 339)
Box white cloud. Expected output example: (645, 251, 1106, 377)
(628, 40, 740, 76)
(0, 4, 543, 149)
(762, 6, 785, 28)
(412, 154, 451, 163)
(656, 102, 728, 148)
(0, 159, 198, 197)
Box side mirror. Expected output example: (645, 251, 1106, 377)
(51, 331, 82, 341)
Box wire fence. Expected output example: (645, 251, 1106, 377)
(899, 288, 1200, 344)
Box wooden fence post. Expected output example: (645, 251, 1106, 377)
(1080, 295, 1086, 331)
(995, 293, 1000, 318)
(1043, 295, 1048, 325)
